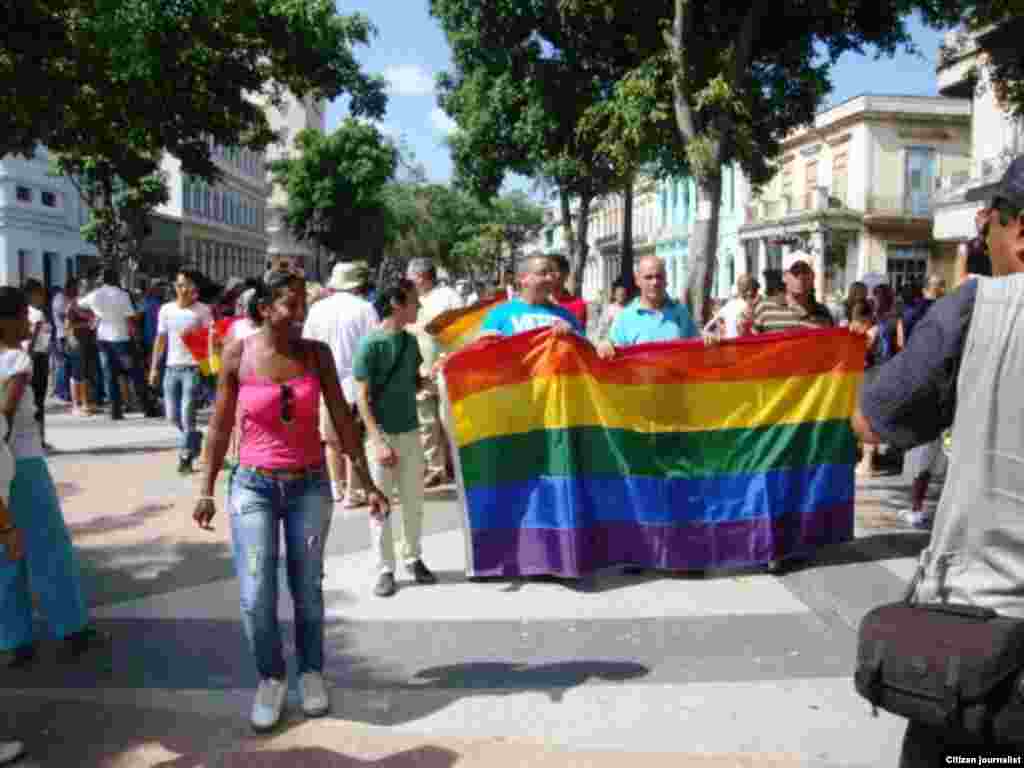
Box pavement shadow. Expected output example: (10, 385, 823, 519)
(1, 693, 459, 768)
(330, 660, 650, 726)
(78, 536, 236, 609)
(69, 502, 175, 537)
(155, 745, 460, 768)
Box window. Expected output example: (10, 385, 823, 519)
(905, 147, 936, 217)
(16, 186, 31, 203)
(213, 190, 221, 221)
(203, 187, 211, 217)
(887, 246, 928, 291)
(804, 159, 818, 210)
(41, 190, 58, 208)
(832, 150, 848, 206)
(182, 177, 191, 213)
(782, 159, 794, 209)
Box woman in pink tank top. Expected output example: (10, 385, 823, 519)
(193, 270, 389, 733)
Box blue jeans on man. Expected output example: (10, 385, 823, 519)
(97, 339, 152, 419)
(227, 467, 333, 680)
(163, 365, 202, 462)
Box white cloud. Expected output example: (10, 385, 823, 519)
(430, 107, 458, 137)
(383, 64, 436, 96)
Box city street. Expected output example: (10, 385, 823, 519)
(0, 403, 942, 767)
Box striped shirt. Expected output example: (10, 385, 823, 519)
(752, 296, 834, 334)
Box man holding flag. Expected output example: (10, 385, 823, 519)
(149, 269, 212, 475)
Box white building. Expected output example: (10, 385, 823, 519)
(932, 20, 1024, 254)
(264, 93, 327, 279)
(0, 146, 98, 289)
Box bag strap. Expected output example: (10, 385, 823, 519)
(372, 332, 409, 402)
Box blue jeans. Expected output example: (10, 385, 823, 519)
(163, 366, 202, 460)
(228, 466, 333, 679)
(53, 341, 70, 401)
(98, 340, 148, 417)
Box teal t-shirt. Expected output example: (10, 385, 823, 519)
(608, 298, 698, 346)
(352, 329, 422, 435)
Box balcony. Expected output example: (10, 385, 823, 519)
(866, 194, 934, 218)
(934, 151, 1018, 205)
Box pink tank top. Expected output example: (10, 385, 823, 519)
(237, 338, 324, 470)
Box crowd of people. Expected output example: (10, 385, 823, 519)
(0, 157, 1019, 761)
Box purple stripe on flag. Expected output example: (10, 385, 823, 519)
(466, 502, 855, 578)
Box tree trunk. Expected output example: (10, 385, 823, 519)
(559, 187, 574, 267)
(572, 193, 592, 299)
(100, 174, 121, 275)
(620, 179, 635, 293)
(685, 172, 722, 327)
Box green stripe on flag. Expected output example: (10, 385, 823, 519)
(458, 419, 857, 491)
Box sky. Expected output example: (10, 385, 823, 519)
(326, 4, 950, 199)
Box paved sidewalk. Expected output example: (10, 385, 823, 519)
(0, 406, 947, 767)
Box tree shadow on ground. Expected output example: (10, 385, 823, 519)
(49, 441, 180, 459)
(0, 694, 460, 768)
(69, 502, 175, 537)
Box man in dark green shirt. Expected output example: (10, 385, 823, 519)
(353, 278, 437, 597)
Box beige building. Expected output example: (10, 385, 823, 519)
(932, 19, 1024, 275)
(740, 94, 971, 300)
(263, 93, 327, 279)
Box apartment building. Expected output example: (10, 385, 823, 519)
(0, 146, 98, 288)
(264, 93, 327, 279)
(932, 19, 1024, 271)
(740, 94, 971, 299)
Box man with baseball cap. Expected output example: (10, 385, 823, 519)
(302, 261, 379, 506)
(751, 250, 834, 334)
(853, 156, 1024, 763)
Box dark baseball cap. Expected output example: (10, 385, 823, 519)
(966, 154, 1024, 209)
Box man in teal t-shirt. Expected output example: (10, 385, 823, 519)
(353, 278, 437, 598)
(598, 255, 700, 358)
(480, 255, 584, 338)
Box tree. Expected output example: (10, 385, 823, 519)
(431, 0, 635, 296)
(53, 154, 170, 280)
(2, 0, 388, 272)
(561, 0, 944, 323)
(269, 121, 398, 262)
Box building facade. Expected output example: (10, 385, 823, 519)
(264, 93, 327, 279)
(0, 146, 98, 289)
(740, 94, 971, 301)
(932, 20, 1024, 268)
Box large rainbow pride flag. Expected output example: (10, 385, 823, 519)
(442, 327, 864, 578)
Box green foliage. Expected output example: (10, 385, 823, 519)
(269, 121, 398, 258)
(2, 0, 387, 272)
(53, 154, 170, 269)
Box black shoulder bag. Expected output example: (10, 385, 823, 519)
(855, 566, 1024, 743)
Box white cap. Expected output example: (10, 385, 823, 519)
(781, 250, 812, 273)
(328, 261, 369, 291)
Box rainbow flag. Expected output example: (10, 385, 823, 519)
(442, 327, 864, 578)
(180, 318, 237, 376)
(426, 294, 505, 352)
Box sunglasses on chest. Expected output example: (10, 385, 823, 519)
(280, 383, 294, 425)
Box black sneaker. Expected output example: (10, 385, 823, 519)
(410, 560, 437, 585)
(374, 572, 397, 597)
(177, 457, 193, 475)
(58, 626, 107, 662)
(4, 643, 35, 669)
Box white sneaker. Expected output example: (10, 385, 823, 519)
(0, 740, 25, 765)
(250, 677, 287, 732)
(898, 509, 931, 530)
(299, 671, 330, 717)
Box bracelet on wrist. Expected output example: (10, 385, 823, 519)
(197, 495, 215, 502)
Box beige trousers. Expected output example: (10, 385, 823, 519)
(369, 430, 425, 574)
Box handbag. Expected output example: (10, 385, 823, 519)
(855, 566, 1024, 741)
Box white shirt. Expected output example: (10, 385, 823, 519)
(52, 293, 67, 341)
(25, 306, 52, 354)
(0, 414, 13, 506)
(411, 283, 465, 372)
(302, 291, 378, 403)
(227, 317, 260, 344)
(0, 349, 44, 459)
(157, 301, 213, 367)
(80, 285, 137, 342)
(713, 298, 750, 339)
